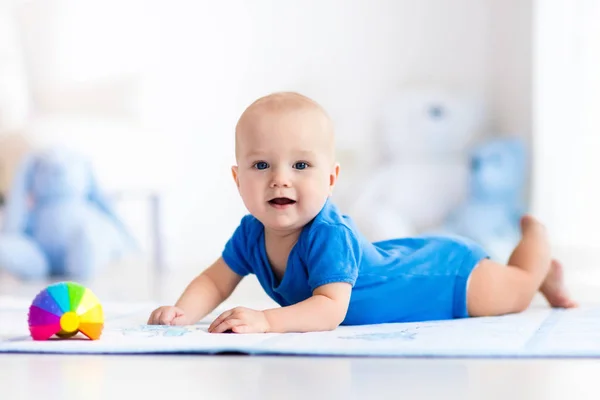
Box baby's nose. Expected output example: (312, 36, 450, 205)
(270, 169, 292, 187)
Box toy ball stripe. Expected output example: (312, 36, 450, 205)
(46, 283, 71, 314)
(28, 282, 104, 341)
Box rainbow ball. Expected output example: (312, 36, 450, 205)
(28, 282, 104, 341)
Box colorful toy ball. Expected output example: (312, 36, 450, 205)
(28, 282, 104, 341)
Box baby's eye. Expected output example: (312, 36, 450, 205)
(293, 161, 309, 170)
(253, 161, 269, 170)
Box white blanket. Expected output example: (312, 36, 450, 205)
(2, 296, 599, 357)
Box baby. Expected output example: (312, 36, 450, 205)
(148, 92, 577, 333)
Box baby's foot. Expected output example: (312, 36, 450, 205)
(540, 259, 578, 308)
(520, 214, 547, 237)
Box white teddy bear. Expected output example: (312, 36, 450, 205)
(349, 87, 487, 242)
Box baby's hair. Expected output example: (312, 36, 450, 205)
(235, 91, 335, 161)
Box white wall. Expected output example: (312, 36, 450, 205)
(487, 0, 532, 138)
(7, 0, 532, 269)
(531, 0, 600, 252)
(0, 1, 30, 132)
(486, 0, 533, 202)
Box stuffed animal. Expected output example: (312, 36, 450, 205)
(442, 137, 527, 262)
(0, 146, 134, 280)
(349, 87, 486, 241)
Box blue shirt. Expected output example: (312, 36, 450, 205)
(222, 199, 488, 325)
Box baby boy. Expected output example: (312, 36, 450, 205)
(148, 92, 576, 333)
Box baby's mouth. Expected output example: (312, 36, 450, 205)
(268, 197, 296, 206)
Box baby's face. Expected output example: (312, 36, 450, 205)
(233, 107, 338, 233)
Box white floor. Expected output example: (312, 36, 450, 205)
(2, 252, 600, 399)
(4, 354, 600, 400)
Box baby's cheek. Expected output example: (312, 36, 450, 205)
(241, 187, 265, 209)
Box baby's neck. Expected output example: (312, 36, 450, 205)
(264, 225, 302, 241)
(264, 227, 302, 281)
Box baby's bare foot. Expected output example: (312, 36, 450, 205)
(520, 214, 546, 236)
(540, 259, 578, 308)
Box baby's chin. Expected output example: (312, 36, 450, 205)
(260, 212, 312, 233)
(263, 217, 304, 233)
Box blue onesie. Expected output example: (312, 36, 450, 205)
(222, 199, 489, 325)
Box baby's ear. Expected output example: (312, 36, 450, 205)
(231, 166, 240, 188)
(329, 163, 340, 191)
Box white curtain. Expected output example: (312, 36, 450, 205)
(532, 0, 600, 251)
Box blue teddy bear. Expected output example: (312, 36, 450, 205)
(0, 147, 134, 280)
(443, 137, 527, 262)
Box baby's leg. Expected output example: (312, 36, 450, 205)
(466, 215, 562, 317)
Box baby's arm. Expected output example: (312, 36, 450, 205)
(265, 282, 352, 332)
(208, 282, 351, 333)
(148, 257, 243, 325)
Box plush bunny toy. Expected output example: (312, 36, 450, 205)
(442, 137, 527, 262)
(0, 146, 133, 280)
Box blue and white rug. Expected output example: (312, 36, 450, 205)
(2, 296, 599, 357)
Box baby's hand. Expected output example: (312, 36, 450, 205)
(147, 306, 190, 326)
(208, 307, 270, 334)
